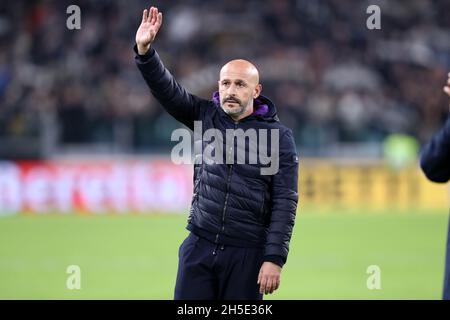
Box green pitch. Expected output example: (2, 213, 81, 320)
(0, 210, 448, 299)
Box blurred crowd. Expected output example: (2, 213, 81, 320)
(1, 0, 450, 154)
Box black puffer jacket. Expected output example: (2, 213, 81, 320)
(135, 46, 299, 267)
(420, 116, 450, 183)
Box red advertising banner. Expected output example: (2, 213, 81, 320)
(0, 160, 193, 215)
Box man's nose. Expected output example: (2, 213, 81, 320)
(226, 84, 237, 95)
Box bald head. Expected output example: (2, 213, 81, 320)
(218, 59, 262, 121)
(220, 59, 260, 85)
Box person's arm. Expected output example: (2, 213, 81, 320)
(258, 129, 299, 295)
(134, 6, 206, 130)
(420, 72, 450, 183)
(420, 116, 450, 183)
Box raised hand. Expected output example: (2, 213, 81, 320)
(135, 6, 163, 55)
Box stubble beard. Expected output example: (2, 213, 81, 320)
(221, 97, 249, 119)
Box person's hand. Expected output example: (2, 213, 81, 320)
(444, 72, 450, 112)
(257, 262, 281, 295)
(135, 6, 163, 55)
(444, 72, 450, 111)
(444, 72, 450, 96)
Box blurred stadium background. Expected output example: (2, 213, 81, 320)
(1, 0, 450, 299)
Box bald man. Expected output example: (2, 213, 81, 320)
(135, 6, 299, 300)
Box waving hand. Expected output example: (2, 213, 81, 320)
(135, 6, 163, 55)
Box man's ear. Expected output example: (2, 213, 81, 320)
(253, 84, 262, 99)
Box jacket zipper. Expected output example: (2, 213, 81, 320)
(215, 164, 233, 243)
(215, 122, 237, 243)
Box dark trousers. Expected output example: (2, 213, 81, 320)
(174, 232, 264, 300)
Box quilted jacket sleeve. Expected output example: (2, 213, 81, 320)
(420, 116, 450, 183)
(265, 129, 299, 267)
(134, 45, 207, 130)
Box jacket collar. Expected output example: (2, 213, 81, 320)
(212, 91, 279, 122)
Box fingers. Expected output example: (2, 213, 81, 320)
(443, 73, 450, 97)
(156, 12, 163, 28)
(149, 7, 156, 24)
(259, 274, 267, 295)
(258, 275, 280, 295)
(274, 278, 280, 291)
(268, 277, 280, 294)
(142, 9, 148, 22)
(265, 279, 273, 295)
(150, 7, 162, 25)
(142, 6, 162, 29)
